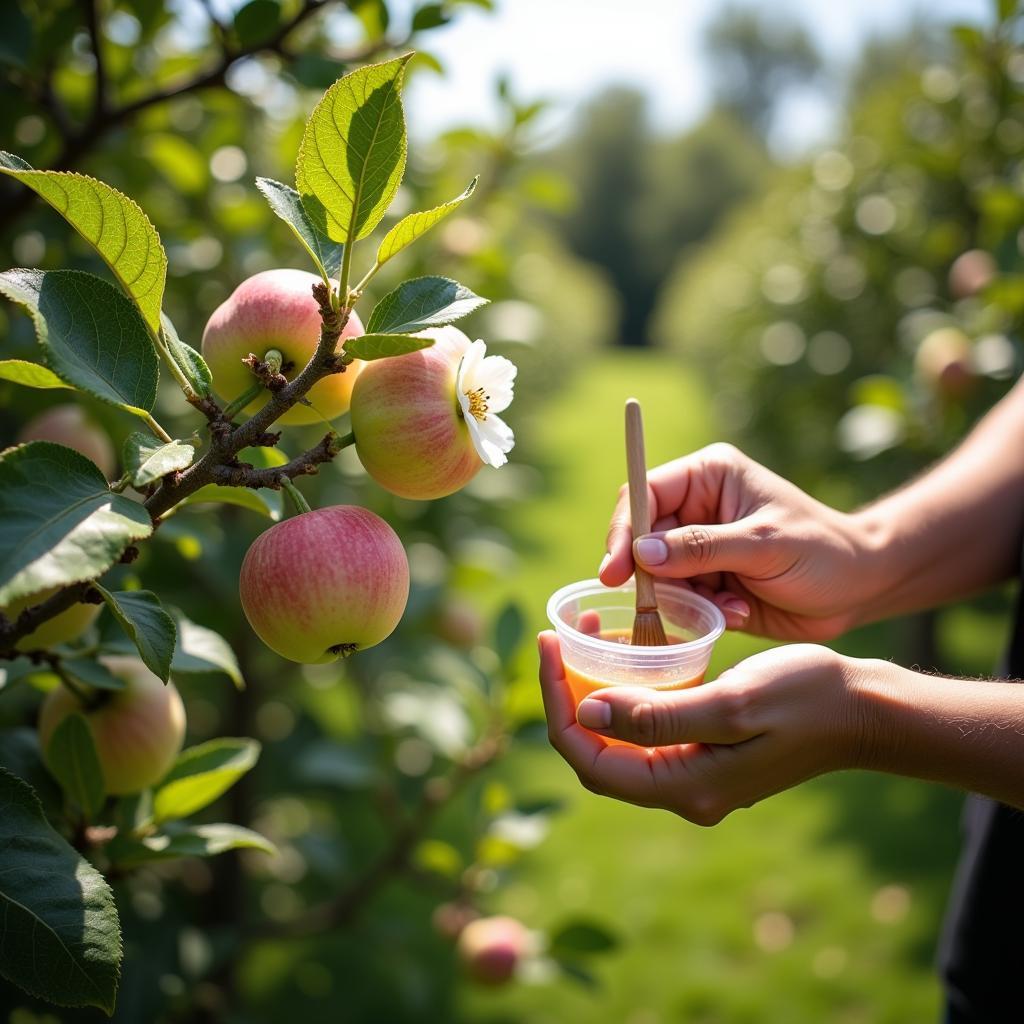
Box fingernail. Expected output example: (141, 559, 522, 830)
(634, 537, 668, 565)
(723, 598, 750, 616)
(577, 700, 611, 729)
(598, 552, 611, 575)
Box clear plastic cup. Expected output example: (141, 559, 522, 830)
(546, 578, 726, 741)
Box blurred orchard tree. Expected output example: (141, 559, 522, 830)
(0, 3, 619, 1023)
(653, 1, 1023, 664)
(545, 5, 822, 347)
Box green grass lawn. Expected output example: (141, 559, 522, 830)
(460, 349, 964, 1023)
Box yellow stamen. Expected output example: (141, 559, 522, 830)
(466, 385, 489, 421)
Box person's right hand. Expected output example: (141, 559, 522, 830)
(601, 443, 878, 642)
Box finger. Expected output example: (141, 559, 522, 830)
(601, 482, 653, 586)
(711, 590, 751, 630)
(687, 584, 752, 630)
(577, 681, 764, 747)
(577, 609, 601, 636)
(633, 521, 771, 580)
(537, 632, 606, 766)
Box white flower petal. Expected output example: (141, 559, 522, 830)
(476, 354, 517, 413)
(474, 412, 515, 468)
(457, 339, 487, 392)
(417, 324, 472, 359)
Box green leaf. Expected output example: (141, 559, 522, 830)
(180, 483, 283, 521)
(0, 727, 63, 814)
(116, 789, 154, 835)
(377, 178, 477, 264)
(365, 275, 487, 334)
(256, 177, 345, 280)
(153, 738, 261, 823)
(0, 359, 71, 390)
(352, 0, 389, 38)
(44, 713, 105, 818)
(160, 313, 213, 398)
(95, 587, 176, 683)
(233, 0, 281, 47)
(170, 610, 244, 689)
(0, 268, 159, 417)
(494, 602, 525, 667)
(411, 3, 449, 30)
(122, 432, 194, 488)
(549, 919, 620, 956)
(0, 152, 166, 334)
(0, 442, 152, 605)
(63, 658, 126, 691)
(342, 333, 435, 361)
(296, 54, 412, 244)
(0, 769, 121, 1014)
(107, 822, 275, 866)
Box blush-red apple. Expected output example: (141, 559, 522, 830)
(202, 269, 365, 425)
(349, 336, 482, 499)
(456, 915, 530, 985)
(38, 656, 186, 795)
(19, 404, 116, 478)
(915, 326, 975, 400)
(239, 505, 409, 663)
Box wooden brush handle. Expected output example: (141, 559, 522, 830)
(625, 398, 658, 612)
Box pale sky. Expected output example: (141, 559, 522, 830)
(193, 0, 993, 155)
(399, 0, 992, 154)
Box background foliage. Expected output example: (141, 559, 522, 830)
(1, 0, 1021, 1021)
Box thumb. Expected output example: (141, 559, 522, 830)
(576, 683, 756, 747)
(633, 521, 766, 579)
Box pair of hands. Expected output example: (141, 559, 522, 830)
(539, 443, 884, 823)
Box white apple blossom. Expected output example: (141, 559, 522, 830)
(419, 326, 517, 468)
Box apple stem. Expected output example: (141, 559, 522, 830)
(222, 382, 266, 420)
(281, 477, 311, 516)
(330, 430, 355, 453)
(142, 412, 174, 444)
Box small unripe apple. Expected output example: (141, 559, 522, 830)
(433, 599, 484, 650)
(2, 586, 100, 652)
(239, 505, 410, 663)
(949, 249, 996, 299)
(456, 915, 530, 985)
(38, 656, 186, 795)
(350, 335, 482, 499)
(19, 404, 116, 478)
(201, 269, 365, 426)
(915, 326, 975, 400)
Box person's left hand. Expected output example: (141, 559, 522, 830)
(537, 633, 871, 825)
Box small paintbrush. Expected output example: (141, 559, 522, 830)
(625, 398, 669, 646)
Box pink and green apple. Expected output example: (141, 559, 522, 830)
(349, 332, 483, 500)
(239, 505, 410, 664)
(19, 404, 116, 478)
(39, 656, 187, 795)
(456, 915, 530, 985)
(202, 269, 365, 425)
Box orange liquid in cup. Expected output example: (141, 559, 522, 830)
(564, 628, 706, 747)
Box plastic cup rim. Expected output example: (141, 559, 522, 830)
(546, 577, 726, 657)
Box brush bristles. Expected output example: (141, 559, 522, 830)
(631, 609, 669, 646)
